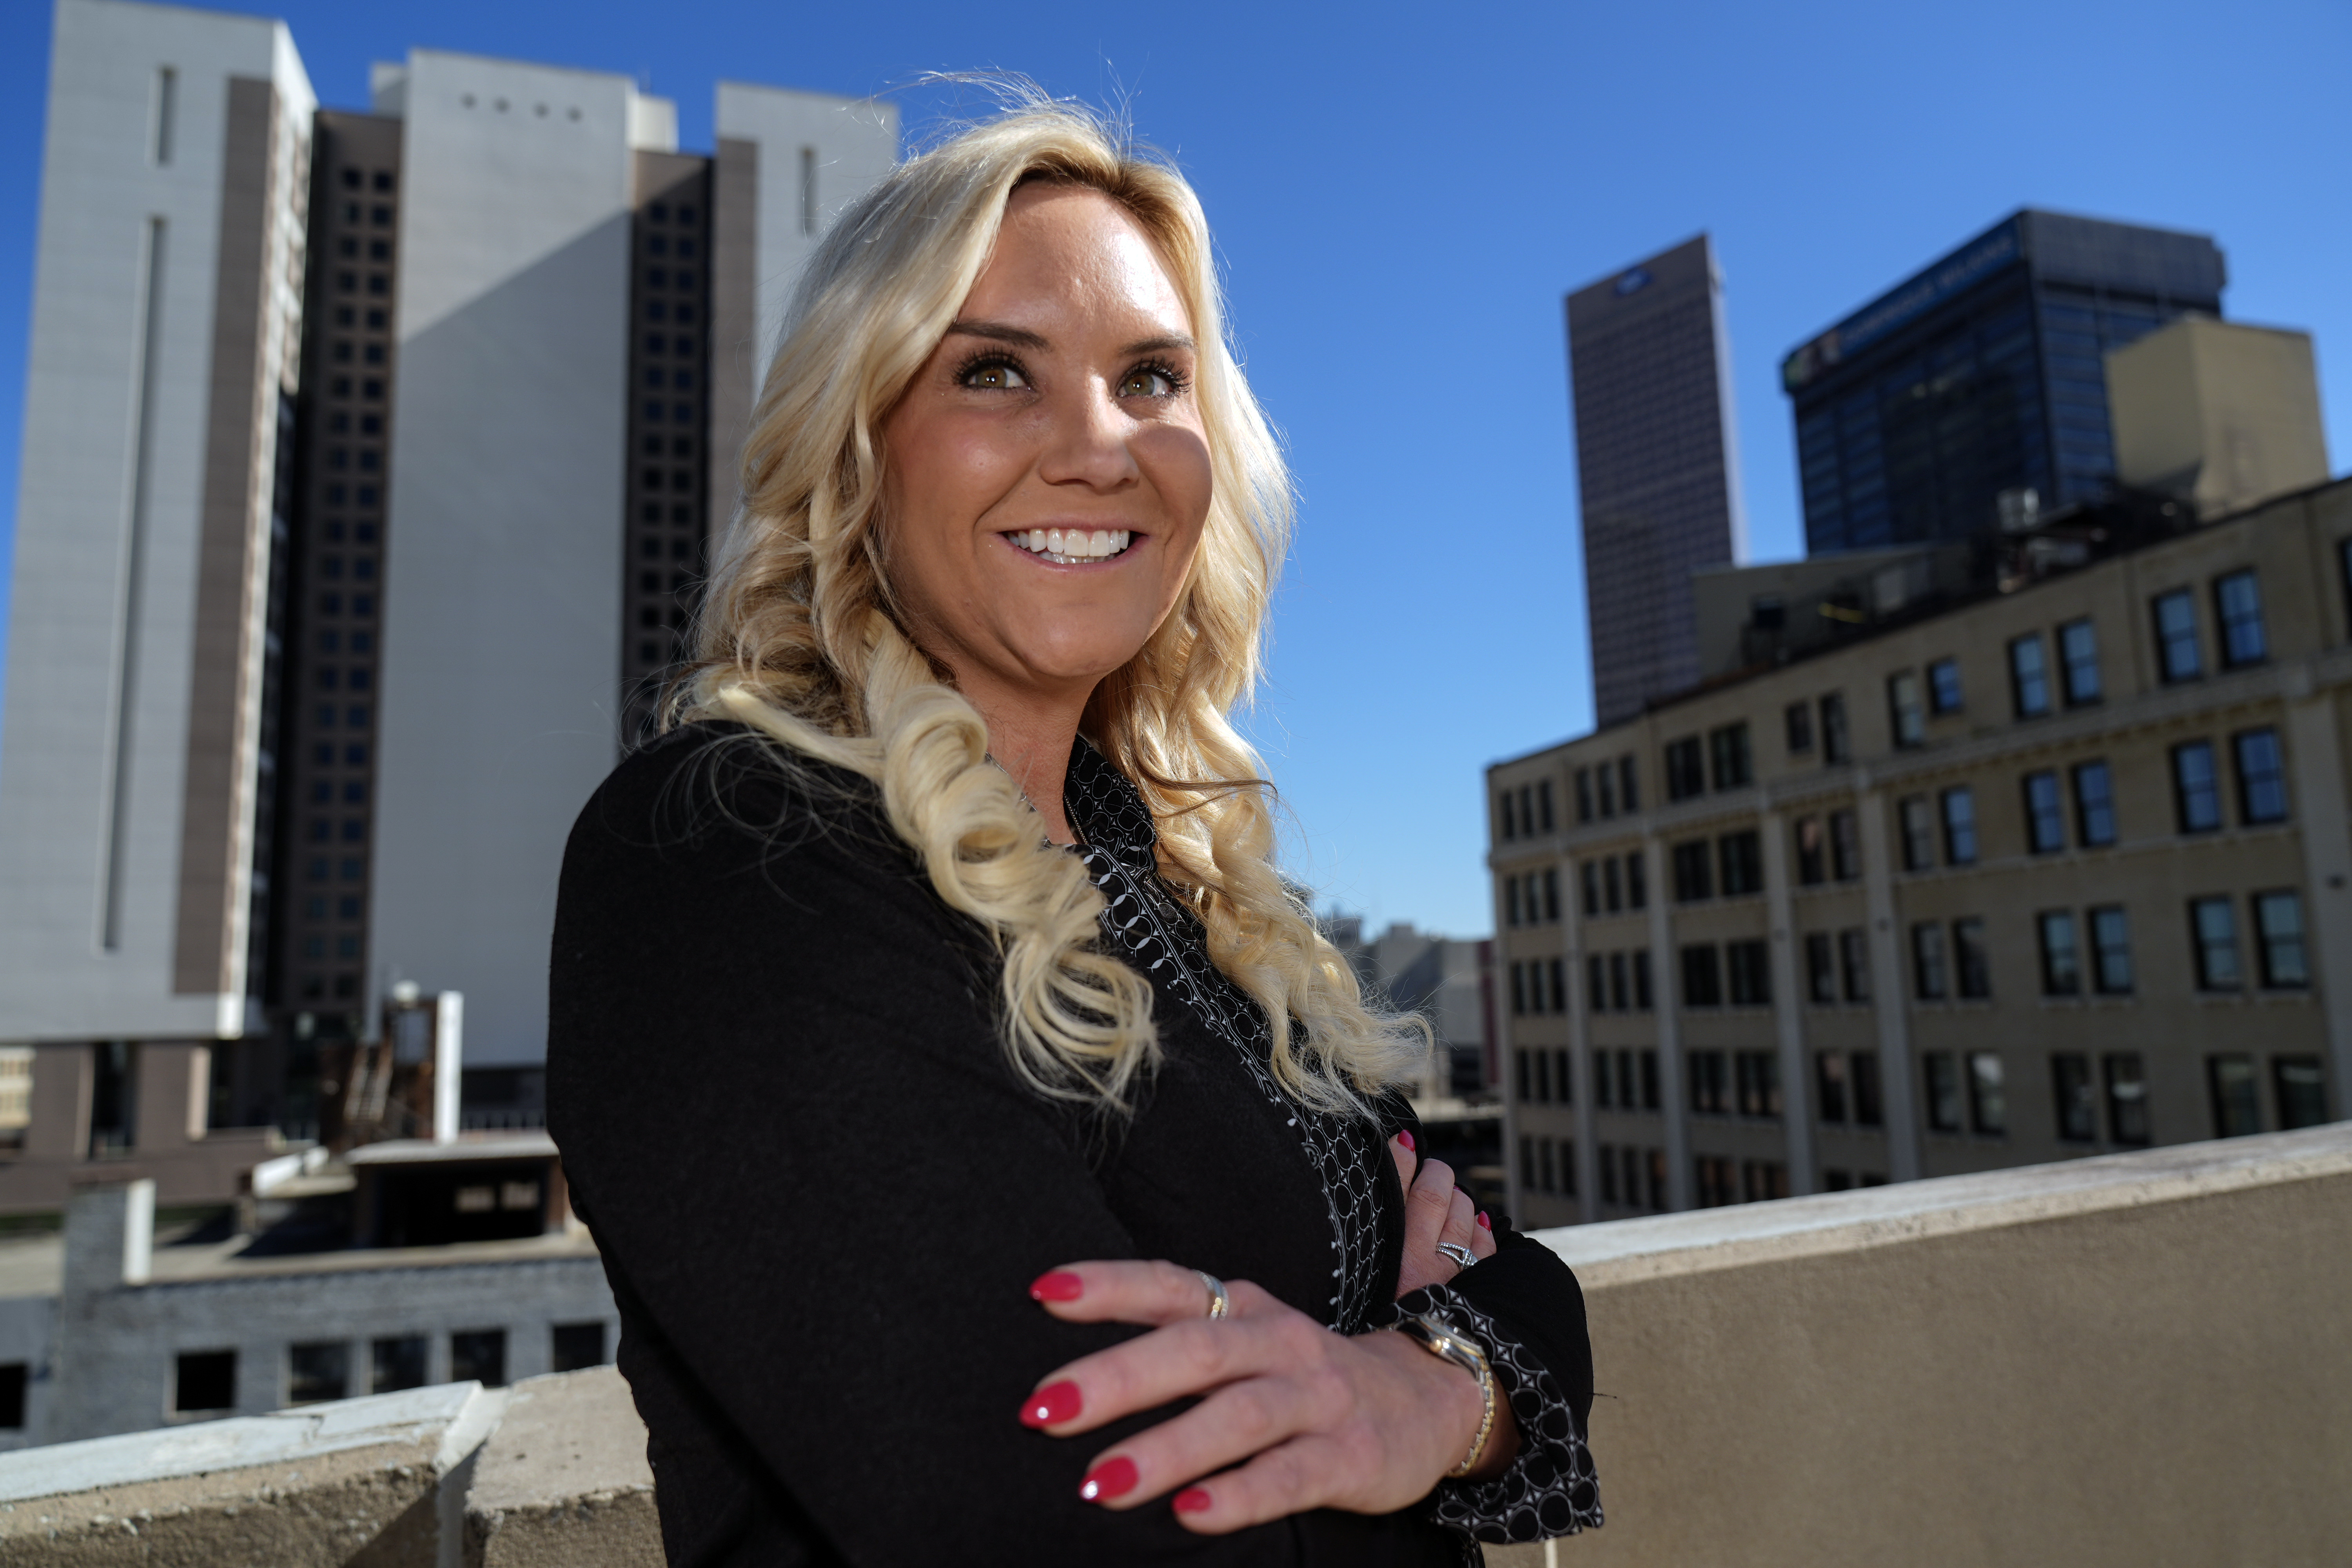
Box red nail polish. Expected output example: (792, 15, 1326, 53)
(1397, 1129, 1416, 1151)
(1022, 1380, 1082, 1428)
(1477, 1211, 1492, 1229)
(1174, 1487, 1212, 1514)
(1079, 1455, 1138, 1502)
(1030, 1271, 1084, 1302)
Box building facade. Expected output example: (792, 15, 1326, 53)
(0, 0, 897, 1201)
(1491, 476, 2352, 1229)
(1784, 210, 2227, 555)
(1566, 234, 1748, 727)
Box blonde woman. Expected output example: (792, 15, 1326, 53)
(548, 97, 1600, 1565)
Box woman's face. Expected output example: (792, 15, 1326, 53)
(880, 182, 1213, 714)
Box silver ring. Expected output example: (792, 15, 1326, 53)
(1435, 1242, 1477, 1269)
(1194, 1269, 1231, 1320)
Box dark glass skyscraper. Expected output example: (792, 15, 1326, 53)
(1783, 210, 2225, 555)
(1568, 235, 1746, 727)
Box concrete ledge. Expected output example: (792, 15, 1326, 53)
(464, 1368, 659, 1568)
(0, 1383, 504, 1565)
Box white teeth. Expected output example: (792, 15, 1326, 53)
(1028, 529, 1045, 552)
(1008, 528, 1134, 562)
(1090, 530, 1111, 556)
(1046, 528, 1064, 555)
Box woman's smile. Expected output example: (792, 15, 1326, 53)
(1000, 526, 1139, 565)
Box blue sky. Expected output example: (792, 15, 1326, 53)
(2, 0, 2346, 936)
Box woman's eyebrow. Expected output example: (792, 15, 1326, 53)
(945, 319, 1049, 349)
(1120, 333, 1196, 356)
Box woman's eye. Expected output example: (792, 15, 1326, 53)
(962, 359, 1028, 390)
(1119, 367, 1176, 398)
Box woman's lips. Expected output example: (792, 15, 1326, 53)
(1003, 526, 1135, 564)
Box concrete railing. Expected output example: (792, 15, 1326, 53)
(4, 1123, 2348, 1566)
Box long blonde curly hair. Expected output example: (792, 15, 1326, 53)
(675, 93, 1426, 1116)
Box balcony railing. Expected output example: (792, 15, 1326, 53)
(4, 1122, 2347, 1566)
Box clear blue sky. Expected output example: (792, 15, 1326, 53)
(2, 0, 2346, 936)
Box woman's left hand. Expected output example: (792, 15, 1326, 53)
(1019, 1261, 1519, 1533)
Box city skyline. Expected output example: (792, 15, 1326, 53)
(2, 0, 2347, 938)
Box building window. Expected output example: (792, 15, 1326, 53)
(2088, 906, 2133, 995)
(1912, 922, 1948, 1001)
(1640, 1050, 1661, 1111)
(2104, 1054, 2150, 1146)
(1689, 1050, 1728, 1114)
(1515, 1050, 1533, 1102)
(1574, 769, 1593, 822)
(2274, 1056, 2329, 1129)
(1543, 867, 1562, 921)
(1595, 764, 1615, 817)
(1548, 959, 1566, 1013)
(1726, 940, 1771, 1006)
(1509, 963, 1526, 1016)
(1506, 878, 1523, 928)
(1829, 810, 1861, 881)
(289, 1341, 348, 1405)
(1718, 831, 1763, 896)
(1586, 956, 1608, 1014)
(1927, 656, 1963, 714)
(1580, 862, 1599, 917)
(2071, 760, 2117, 847)
(2232, 729, 2288, 824)
(176, 1350, 237, 1413)
(2057, 618, 2102, 705)
(2053, 1054, 2096, 1142)
(2254, 891, 2308, 988)
(451, 1329, 508, 1388)
(1708, 723, 1753, 790)
(1967, 1051, 2006, 1134)
(1672, 840, 1713, 902)
(1805, 933, 1836, 1004)
(1735, 1050, 1780, 1117)
(1953, 917, 1991, 998)
(1815, 1051, 1848, 1122)
(1785, 701, 1814, 754)
(1626, 852, 1647, 909)
(1852, 1049, 1884, 1126)
(2038, 911, 2081, 996)
(2172, 741, 2222, 833)
(1538, 779, 1556, 831)
(1820, 693, 1850, 763)
(2213, 570, 2267, 668)
(1619, 756, 1639, 811)
(1521, 1135, 1540, 1191)
(2207, 1055, 2261, 1139)
(1794, 817, 1825, 885)
(2190, 896, 2243, 990)
(1497, 792, 1515, 840)
(2009, 635, 2051, 719)
(1940, 786, 1978, 865)
(2153, 588, 2203, 681)
(553, 1321, 610, 1374)
(1924, 1052, 1962, 1132)
(2023, 770, 2066, 853)
(1839, 929, 1871, 1002)
(1664, 737, 1706, 801)
(1695, 1155, 1736, 1208)
(1633, 951, 1653, 1009)
(1741, 1161, 1789, 1203)
(1888, 670, 1924, 748)
(1898, 795, 1934, 871)
(1681, 946, 1722, 1007)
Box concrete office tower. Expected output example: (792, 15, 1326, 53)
(2108, 316, 2331, 519)
(1784, 210, 2227, 554)
(361, 53, 897, 1077)
(0, 0, 313, 1190)
(1568, 235, 1749, 728)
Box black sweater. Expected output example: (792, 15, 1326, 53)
(548, 725, 1600, 1566)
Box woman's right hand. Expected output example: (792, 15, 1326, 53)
(1387, 1131, 1494, 1299)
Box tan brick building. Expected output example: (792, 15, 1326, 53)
(1492, 475, 2352, 1227)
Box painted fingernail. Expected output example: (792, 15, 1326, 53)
(1080, 1455, 1138, 1502)
(1396, 1130, 1415, 1151)
(1174, 1486, 1213, 1514)
(1030, 1271, 1084, 1302)
(1022, 1380, 1082, 1428)
(1477, 1211, 1492, 1229)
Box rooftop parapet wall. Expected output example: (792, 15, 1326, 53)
(4, 1126, 2347, 1566)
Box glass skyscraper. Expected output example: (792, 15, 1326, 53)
(1782, 210, 2225, 555)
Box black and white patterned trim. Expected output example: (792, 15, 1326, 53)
(1062, 743, 1388, 1336)
(1394, 1284, 1603, 1545)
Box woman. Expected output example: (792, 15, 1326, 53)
(549, 96, 1600, 1565)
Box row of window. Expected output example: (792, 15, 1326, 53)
(1579, 853, 1646, 916)
(1495, 779, 1556, 841)
(1689, 1049, 1782, 1118)
(172, 1322, 608, 1414)
(1672, 830, 1762, 902)
(1663, 722, 1753, 802)
(1520, 1135, 1579, 1199)
(1508, 959, 1566, 1016)
(1585, 950, 1655, 1013)
(641, 233, 700, 260)
(1680, 940, 1772, 1007)
(1573, 755, 1640, 822)
(1696, 1156, 1788, 1207)
(1597, 1143, 1665, 1210)
(1504, 868, 1560, 927)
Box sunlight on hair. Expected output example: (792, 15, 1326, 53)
(680, 85, 1428, 1116)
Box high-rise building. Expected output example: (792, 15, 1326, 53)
(1784, 209, 2227, 555)
(1566, 234, 1749, 728)
(0, 0, 896, 1200)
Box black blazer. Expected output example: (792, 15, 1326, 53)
(548, 725, 1598, 1566)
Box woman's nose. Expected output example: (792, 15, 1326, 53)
(1036, 381, 1141, 491)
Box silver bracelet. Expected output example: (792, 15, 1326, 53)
(1391, 1312, 1497, 1479)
